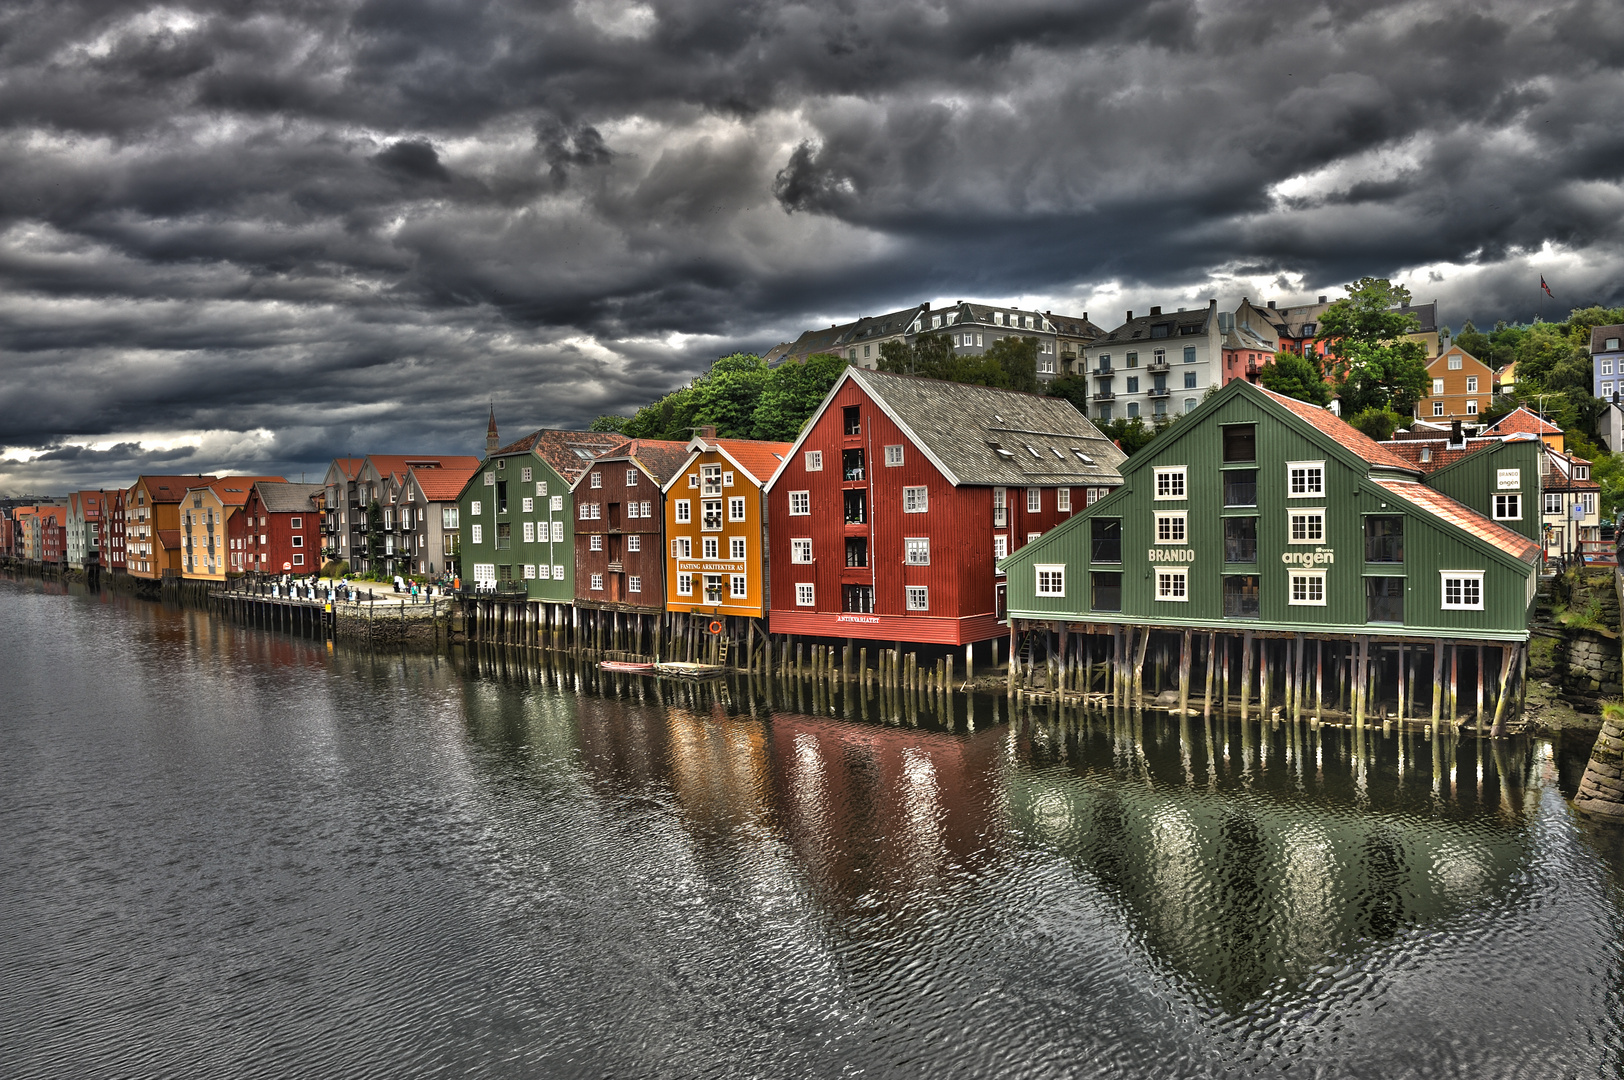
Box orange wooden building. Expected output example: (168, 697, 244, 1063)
(125, 475, 218, 581)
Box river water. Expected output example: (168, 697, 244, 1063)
(2, 575, 1622, 1079)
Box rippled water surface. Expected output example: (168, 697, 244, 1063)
(3, 576, 1624, 1079)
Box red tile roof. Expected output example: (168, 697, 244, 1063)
(1371, 479, 1542, 564)
(331, 457, 365, 480)
(366, 455, 481, 486)
(1257, 388, 1421, 473)
(411, 465, 479, 501)
(613, 439, 694, 486)
(1481, 407, 1561, 437)
(205, 476, 286, 507)
(704, 438, 794, 484)
(138, 475, 219, 503)
(493, 430, 631, 483)
(157, 529, 182, 549)
(1377, 439, 1493, 473)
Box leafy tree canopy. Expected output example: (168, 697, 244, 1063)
(1096, 416, 1165, 455)
(1316, 277, 1430, 415)
(879, 333, 1040, 393)
(1347, 406, 1404, 442)
(1256, 351, 1331, 406)
(620, 352, 848, 443)
(589, 414, 628, 433)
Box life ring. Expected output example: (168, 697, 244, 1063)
(708, 620, 724, 635)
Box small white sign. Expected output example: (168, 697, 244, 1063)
(1497, 468, 1521, 490)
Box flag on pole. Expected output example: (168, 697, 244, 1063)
(1541, 274, 1555, 299)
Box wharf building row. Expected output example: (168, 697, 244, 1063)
(457, 368, 1128, 648)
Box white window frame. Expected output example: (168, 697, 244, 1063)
(1154, 511, 1187, 544)
(729, 536, 746, 560)
(795, 583, 814, 607)
(905, 585, 929, 611)
(731, 574, 748, 598)
(671, 537, 692, 559)
(626, 468, 639, 487)
(627, 535, 641, 552)
(1057, 489, 1071, 512)
(1026, 488, 1041, 513)
(702, 537, 719, 559)
(522, 522, 535, 543)
(522, 497, 534, 513)
(805, 451, 823, 472)
(524, 564, 537, 579)
(675, 499, 691, 523)
(1448, 356, 1462, 370)
(1153, 467, 1186, 500)
(551, 521, 565, 542)
(728, 496, 746, 521)
(791, 538, 812, 563)
(993, 535, 1008, 560)
(1466, 375, 1478, 393)
(1433, 378, 1446, 395)
(884, 444, 904, 466)
(1433, 401, 1445, 417)
(471, 524, 483, 545)
(1288, 509, 1325, 544)
(537, 481, 548, 497)
(788, 491, 810, 516)
(904, 537, 929, 565)
(903, 486, 928, 513)
(1035, 564, 1065, 597)
(1288, 570, 1327, 606)
(550, 495, 562, 512)
(1155, 568, 1189, 602)
(628, 575, 641, 593)
(590, 573, 604, 590)
(1583, 493, 1597, 516)
(1441, 571, 1484, 610)
(1493, 493, 1521, 520)
(553, 564, 565, 580)
(677, 573, 692, 596)
(590, 535, 602, 551)
(1545, 492, 1564, 515)
(591, 473, 602, 488)
(1286, 460, 1324, 498)
(537, 564, 551, 580)
(471, 500, 482, 516)
(1467, 400, 1478, 415)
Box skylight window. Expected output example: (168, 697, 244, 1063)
(1025, 445, 1041, 458)
(988, 442, 1016, 460)
(1071, 449, 1096, 465)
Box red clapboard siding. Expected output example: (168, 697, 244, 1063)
(574, 460, 667, 611)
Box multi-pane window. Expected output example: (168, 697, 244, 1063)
(675, 500, 691, 522)
(550, 496, 563, 512)
(537, 564, 552, 580)
(523, 522, 535, 543)
(1183, 346, 1196, 363)
(904, 538, 930, 565)
(1222, 575, 1259, 618)
(1442, 572, 1483, 609)
(1466, 376, 1478, 393)
(1154, 467, 1186, 499)
(524, 564, 536, 579)
(552, 521, 565, 542)
(1433, 378, 1446, 395)
(1289, 510, 1325, 543)
(1057, 489, 1071, 512)
(791, 539, 812, 563)
(993, 535, 1008, 560)
(1156, 568, 1188, 601)
(671, 537, 692, 559)
(885, 445, 904, 466)
(1289, 571, 1326, 606)
(702, 537, 718, 559)
(905, 586, 929, 611)
(521, 467, 533, 482)
(1287, 461, 1324, 497)
(903, 486, 928, 512)
(702, 500, 723, 531)
(731, 574, 748, 598)
(589, 535, 602, 551)
(1448, 356, 1462, 370)
(796, 583, 814, 606)
(1035, 565, 1065, 596)
(1545, 493, 1564, 515)
(730, 537, 746, 559)
(628, 575, 641, 593)
(627, 536, 640, 552)
(701, 465, 722, 495)
(536, 481, 548, 497)
(591, 473, 602, 488)
(1026, 489, 1041, 513)
(1434, 401, 1445, 417)
(590, 573, 603, 590)
(1224, 517, 1257, 563)
(1494, 493, 1521, 520)
(805, 451, 823, 471)
(1583, 493, 1597, 516)
(789, 491, 810, 515)
(1155, 512, 1187, 543)
(677, 573, 692, 596)
(522, 497, 534, 513)
(729, 496, 746, 521)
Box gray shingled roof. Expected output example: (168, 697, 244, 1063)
(493, 430, 630, 483)
(1095, 306, 1212, 346)
(254, 481, 324, 513)
(849, 369, 1125, 486)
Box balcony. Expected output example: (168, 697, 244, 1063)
(1092, 390, 1115, 402)
(1094, 366, 1113, 378)
(1147, 360, 1170, 374)
(843, 467, 865, 483)
(1147, 386, 1171, 399)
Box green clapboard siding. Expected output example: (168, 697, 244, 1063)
(457, 451, 578, 600)
(1423, 438, 1544, 546)
(1002, 380, 1536, 641)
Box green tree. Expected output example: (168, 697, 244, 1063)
(1347, 407, 1404, 442)
(365, 499, 386, 571)
(983, 336, 1041, 393)
(749, 352, 849, 440)
(589, 414, 629, 433)
(1045, 374, 1092, 415)
(879, 334, 1040, 392)
(1514, 321, 1589, 392)
(1256, 351, 1331, 405)
(1097, 416, 1162, 455)
(1316, 278, 1431, 415)
(1454, 320, 1491, 361)
(685, 353, 769, 437)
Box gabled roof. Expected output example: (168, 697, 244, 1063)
(156, 529, 181, 548)
(253, 481, 325, 513)
(769, 368, 1124, 489)
(1545, 447, 1601, 491)
(409, 465, 479, 501)
(1046, 311, 1107, 340)
(1425, 345, 1490, 371)
(1257, 387, 1421, 473)
(364, 454, 481, 487)
(491, 430, 630, 484)
(198, 476, 286, 507)
(585, 438, 692, 487)
(766, 319, 863, 368)
(1481, 407, 1562, 437)
(675, 437, 793, 488)
(328, 457, 365, 481)
(845, 304, 929, 345)
(1590, 324, 1624, 352)
(136, 475, 218, 503)
(1370, 479, 1542, 565)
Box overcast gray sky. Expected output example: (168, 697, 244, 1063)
(2, 0, 1621, 494)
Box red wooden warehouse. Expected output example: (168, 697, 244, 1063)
(572, 439, 691, 614)
(231, 481, 325, 574)
(764, 368, 1125, 645)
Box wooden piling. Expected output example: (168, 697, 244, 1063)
(1177, 628, 1192, 716)
(1239, 632, 1253, 720)
(1202, 631, 1216, 718)
(1490, 644, 1516, 738)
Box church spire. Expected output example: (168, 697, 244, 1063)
(486, 404, 500, 455)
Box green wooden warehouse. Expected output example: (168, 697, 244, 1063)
(457, 424, 630, 639)
(1000, 380, 1543, 731)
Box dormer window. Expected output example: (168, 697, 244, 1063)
(1151, 323, 1169, 339)
(1576, 465, 1590, 480)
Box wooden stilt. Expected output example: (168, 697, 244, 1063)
(1449, 645, 1459, 724)
(1240, 631, 1253, 720)
(1202, 631, 1216, 718)
(1490, 644, 1516, 738)
(1314, 639, 1324, 719)
(1221, 636, 1231, 716)
(1178, 628, 1192, 715)
(1476, 642, 1486, 735)
(1431, 643, 1443, 729)
(1132, 628, 1150, 707)
(1397, 643, 1407, 723)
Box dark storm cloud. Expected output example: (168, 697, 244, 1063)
(0, 0, 1621, 492)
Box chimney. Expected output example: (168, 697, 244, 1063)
(922, 302, 930, 312)
(1083, 312, 1088, 322)
(1267, 300, 1276, 309)
(1126, 310, 1134, 321)
(697, 425, 717, 440)
(1450, 419, 1464, 447)
(1318, 295, 1327, 304)
(486, 406, 500, 456)
(1150, 306, 1162, 316)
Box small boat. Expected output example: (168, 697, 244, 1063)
(654, 662, 726, 681)
(599, 660, 656, 674)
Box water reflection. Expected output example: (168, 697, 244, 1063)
(4, 574, 1623, 1079)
